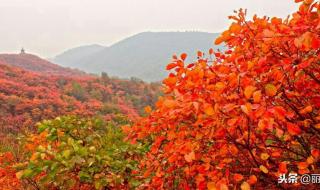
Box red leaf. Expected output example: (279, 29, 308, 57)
(287, 122, 302, 135)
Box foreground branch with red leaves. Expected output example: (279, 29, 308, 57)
(126, 0, 320, 189)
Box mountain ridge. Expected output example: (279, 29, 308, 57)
(52, 32, 222, 81)
(0, 53, 86, 77)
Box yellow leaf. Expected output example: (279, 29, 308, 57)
(244, 86, 256, 99)
(260, 153, 270, 160)
(265, 84, 277, 97)
(215, 82, 225, 91)
(16, 171, 24, 179)
(259, 165, 269, 173)
(240, 181, 251, 190)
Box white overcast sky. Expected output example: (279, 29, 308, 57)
(0, 0, 298, 58)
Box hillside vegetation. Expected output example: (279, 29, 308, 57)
(0, 0, 319, 189)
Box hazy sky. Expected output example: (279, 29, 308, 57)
(0, 0, 298, 58)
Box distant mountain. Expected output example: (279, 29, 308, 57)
(51, 44, 106, 68)
(52, 32, 222, 82)
(0, 53, 86, 77)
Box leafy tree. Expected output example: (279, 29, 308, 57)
(126, 0, 320, 189)
(17, 116, 148, 189)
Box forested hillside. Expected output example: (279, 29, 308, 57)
(0, 59, 160, 134)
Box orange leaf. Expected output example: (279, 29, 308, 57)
(229, 23, 242, 33)
(271, 17, 282, 25)
(241, 103, 252, 115)
(204, 104, 214, 116)
(121, 125, 131, 134)
(184, 151, 195, 163)
(262, 29, 275, 38)
(163, 99, 177, 108)
(253, 90, 262, 103)
(207, 182, 216, 190)
(299, 105, 313, 114)
(144, 106, 152, 113)
(265, 84, 277, 97)
(307, 156, 314, 164)
(297, 162, 309, 170)
(244, 85, 256, 99)
(234, 173, 244, 182)
(215, 36, 224, 45)
(248, 175, 257, 185)
(163, 76, 177, 87)
(180, 53, 187, 61)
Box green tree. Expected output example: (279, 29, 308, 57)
(18, 116, 147, 189)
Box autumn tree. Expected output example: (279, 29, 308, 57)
(126, 0, 320, 189)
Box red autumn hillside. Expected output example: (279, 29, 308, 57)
(0, 60, 160, 134)
(0, 53, 86, 77)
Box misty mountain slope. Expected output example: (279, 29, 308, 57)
(52, 44, 106, 68)
(53, 32, 222, 81)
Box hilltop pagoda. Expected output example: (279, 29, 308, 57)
(20, 48, 25, 54)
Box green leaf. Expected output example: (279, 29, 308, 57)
(23, 168, 34, 178)
(78, 171, 92, 182)
(62, 149, 72, 159)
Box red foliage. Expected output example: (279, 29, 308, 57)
(0, 61, 159, 134)
(127, 1, 320, 189)
(0, 152, 21, 190)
